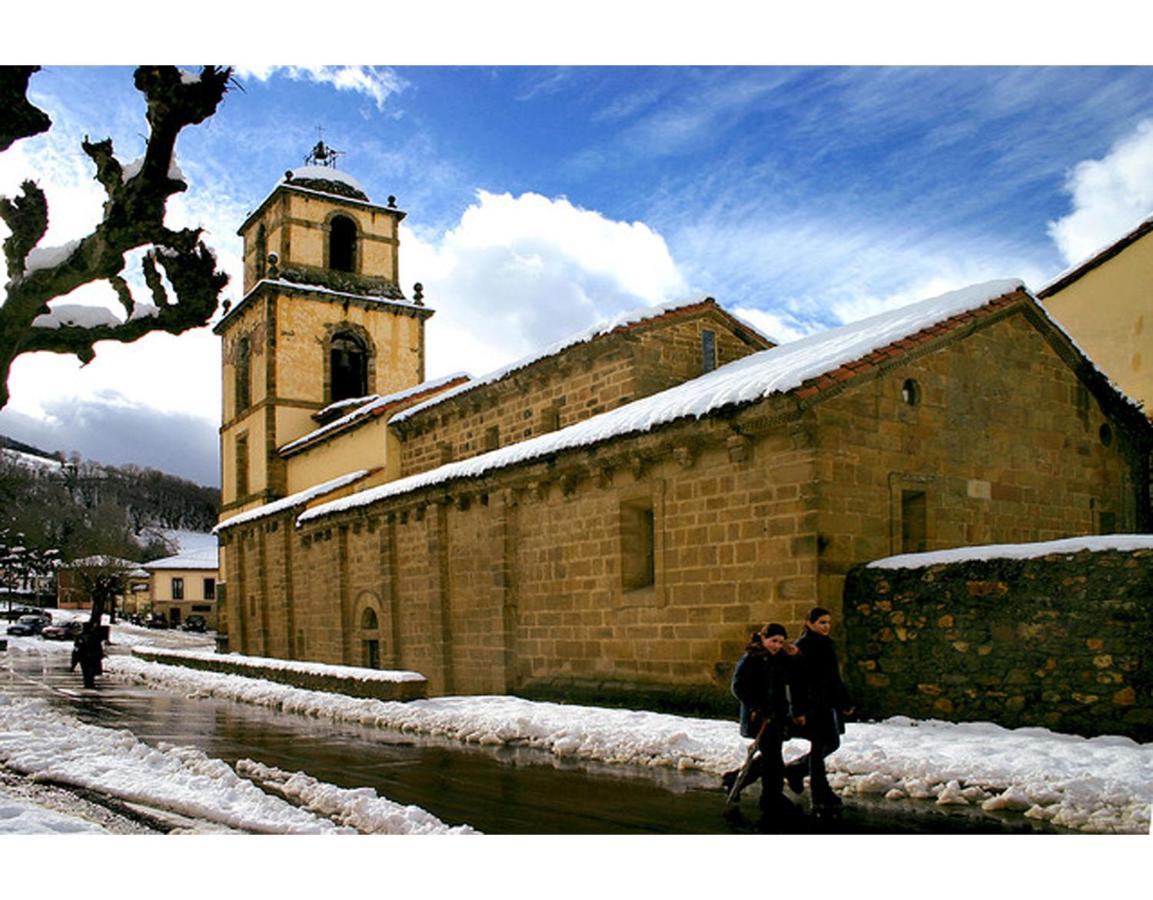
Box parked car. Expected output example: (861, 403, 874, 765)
(2, 605, 50, 623)
(6, 615, 47, 636)
(181, 615, 208, 633)
(145, 613, 169, 629)
(42, 620, 84, 641)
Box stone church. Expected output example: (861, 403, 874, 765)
(214, 154, 1152, 710)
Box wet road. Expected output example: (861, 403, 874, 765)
(1, 650, 1053, 834)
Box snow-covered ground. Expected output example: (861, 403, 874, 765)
(5, 622, 1151, 835)
(1, 618, 1148, 897)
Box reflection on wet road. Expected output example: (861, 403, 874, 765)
(0, 652, 1050, 834)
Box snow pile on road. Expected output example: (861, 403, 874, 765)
(823, 716, 1151, 834)
(0, 693, 347, 834)
(0, 787, 106, 834)
(104, 655, 1152, 834)
(237, 760, 480, 835)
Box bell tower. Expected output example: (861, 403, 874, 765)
(215, 143, 434, 516)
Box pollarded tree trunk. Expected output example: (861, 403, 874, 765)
(0, 66, 233, 411)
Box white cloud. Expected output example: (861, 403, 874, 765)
(233, 66, 407, 111)
(1048, 119, 1153, 265)
(405, 191, 689, 379)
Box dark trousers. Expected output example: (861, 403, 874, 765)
(733, 723, 787, 810)
(785, 710, 841, 803)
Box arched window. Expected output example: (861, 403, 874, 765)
(329, 215, 357, 273)
(359, 604, 381, 669)
(235, 336, 251, 412)
(329, 330, 368, 403)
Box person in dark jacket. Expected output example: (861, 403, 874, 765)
(72, 622, 104, 689)
(722, 623, 799, 814)
(784, 607, 853, 813)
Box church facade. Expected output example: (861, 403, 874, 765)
(214, 159, 1152, 709)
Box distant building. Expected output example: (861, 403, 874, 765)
(214, 157, 1152, 710)
(1039, 215, 1153, 417)
(57, 555, 148, 615)
(143, 546, 219, 627)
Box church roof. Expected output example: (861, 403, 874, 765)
(283, 165, 369, 201)
(279, 373, 471, 457)
(390, 296, 774, 427)
(143, 546, 219, 571)
(214, 470, 374, 533)
(302, 278, 1117, 526)
(1037, 213, 1153, 298)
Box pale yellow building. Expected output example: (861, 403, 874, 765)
(214, 155, 443, 519)
(143, 546, 219, 628)
(1039, 216, 1153, 417)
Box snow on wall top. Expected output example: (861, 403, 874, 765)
(868, 534, 1153, 570)
(143, 545, 219, 571)
(214, 470, 371, 533)
(132, 645, 426, 683)
(300, 279, 1026, 525)
(391, 295, 746, 425)
(280, 373, 470, 455)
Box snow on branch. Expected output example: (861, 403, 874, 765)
(0, 66, 233, 408)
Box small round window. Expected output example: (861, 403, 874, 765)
(901, 379, 921, 407)
(1099, 423, 1114, 447)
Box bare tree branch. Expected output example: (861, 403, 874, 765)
(0, 67, 51, 151)
(0, 65, 233, 409)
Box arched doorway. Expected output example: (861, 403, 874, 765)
(357, 600, 384, 669)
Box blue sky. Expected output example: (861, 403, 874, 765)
(3, 52, 1153, 486)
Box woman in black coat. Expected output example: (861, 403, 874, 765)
(722, 623, 798, 814)
(784, 607, 853, 813)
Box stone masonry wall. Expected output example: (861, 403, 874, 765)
(842, 548, 1153, 740)
(813, 308, 1141, 619)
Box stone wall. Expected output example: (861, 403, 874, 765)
(842, 547, 1153, 740)
(814, 306, 1144, 616)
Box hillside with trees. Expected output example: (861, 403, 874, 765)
(0, 436, 219, 563)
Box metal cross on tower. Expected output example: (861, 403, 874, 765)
(305, 127, 341, 168)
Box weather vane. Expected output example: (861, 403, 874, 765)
(306, 126, 341, 168)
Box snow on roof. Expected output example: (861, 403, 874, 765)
(143, 545, 219, 571)
(391, 295, 742, 425)
(868, 534, 1153, 570)
(1037, 213, 1153, 297)
(315, 394, 379, 420)
(287, 165, 367, 195)
(64, 555, 143, 574)
(301, 279, 1026, 525)
(214, 469, 371, 532)
(280, 373, 470, 455)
